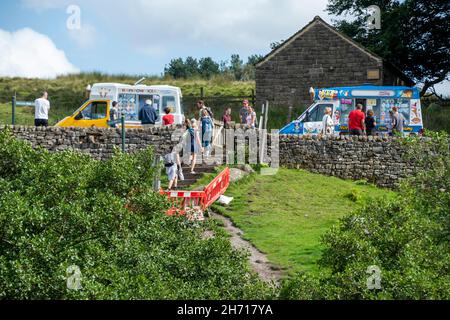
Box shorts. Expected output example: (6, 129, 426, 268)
(35, 119, 48, 127)
(350, 129, 363, 136)
(166, 164, 178, 181)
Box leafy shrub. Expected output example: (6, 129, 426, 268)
(0, 129, 272, 299)
(280, 132, 450, 300)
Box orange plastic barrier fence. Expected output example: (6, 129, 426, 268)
(160, 167, 230, 216)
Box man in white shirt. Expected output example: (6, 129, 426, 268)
(35, 91, 50, 127)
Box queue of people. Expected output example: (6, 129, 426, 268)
(335, 104, 406, 137)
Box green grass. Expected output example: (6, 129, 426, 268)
(195, 168, 395, 274)
(0, 73, 255, 126)
(0, 73, 255, 102)
(0, 102, 70, 126)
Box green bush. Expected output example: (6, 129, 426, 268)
(280, 132, 450, 300)
(0, 129, 272, 299)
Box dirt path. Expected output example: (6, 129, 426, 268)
(210, 211, 283, 285)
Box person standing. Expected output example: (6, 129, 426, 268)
(139, 99, 158, 127)
(197, 100, 214, 120)
(348, 104, 365, 135)
(322, 107, 334, 135)
(34, 91, 50, 127)
(162, 107, 175, 126)
(392, 107, 406, 137)
(164, 152, 178, 190)
(246, 106, 257, 129)
(201, 109, 214, 159)
(364, 110, 377, 136)
(222, 107, 232, 129)
(109, 101, 119, 128)
(185, 119, 203, 174)
(239, 100, 250, 124)
(387, 110, 396, 136)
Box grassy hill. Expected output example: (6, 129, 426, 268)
(0, 73, 255, 126)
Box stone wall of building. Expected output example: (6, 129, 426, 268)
(2, 125, 420, 188)
(255, 17, 384, 108)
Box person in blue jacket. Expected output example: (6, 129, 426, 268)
(139, 99, 158, 126)
(201, 109, 213, 159)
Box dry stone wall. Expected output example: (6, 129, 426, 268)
(3, 125, 420, 188)
(1, 125, 179, 161)
(279, 134, 418, 188)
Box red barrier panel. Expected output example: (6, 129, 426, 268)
(203, 167, 230, 209)
(160, 167, 230, 216)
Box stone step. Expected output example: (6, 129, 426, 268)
(177, 178, 198, 185)
(181, 166, 217, 174)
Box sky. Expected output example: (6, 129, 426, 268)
(0, 0, 448, 94)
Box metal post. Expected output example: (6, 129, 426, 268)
(152, 155, 162, 191)
(259, 103, 265, 131)
(264, 100, 269, 130)
(288, 105, 293, 124)
(12, 95, 16, 126)
(121, 115, 125, 152)
(200, 87, 204, 100)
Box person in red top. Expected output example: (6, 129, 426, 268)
(222, 107, 232, 129)
(348, 104, 366, 135)
(162, 107, 175, 126)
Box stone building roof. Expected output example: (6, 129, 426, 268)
(256, 15, 414, 86)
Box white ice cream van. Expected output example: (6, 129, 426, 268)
(57, 83, 184, 128)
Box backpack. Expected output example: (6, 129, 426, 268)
(164, 153, 176, 168)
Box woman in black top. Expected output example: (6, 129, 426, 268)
(365, 110, 377, 136)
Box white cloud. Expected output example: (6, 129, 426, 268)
(115, 0, 332, 52)
(0, 28, 79, 79)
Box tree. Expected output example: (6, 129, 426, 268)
(230, 54, 244, 81)
(247, 54, 264, 66)
(184, 56, 200, 78)
(270, 40, 285, 50)
(242, 55, 264, 81)
(327, 0, 450, 97)
(198, 57, 220, 79)
(164, 58, 187, 79)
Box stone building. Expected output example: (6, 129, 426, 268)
(255, 16, 414, 108)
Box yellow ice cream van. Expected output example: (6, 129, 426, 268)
(56, 83, 185, 128)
